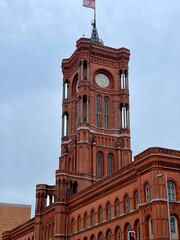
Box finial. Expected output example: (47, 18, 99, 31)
(91, 19, 103, 45)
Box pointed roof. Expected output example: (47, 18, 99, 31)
(91, 19, 103, 45)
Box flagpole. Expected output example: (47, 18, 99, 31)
(94, 0, 96, 25)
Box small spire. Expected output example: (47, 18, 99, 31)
(91, 19, 103, 45)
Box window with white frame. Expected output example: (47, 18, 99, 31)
(145, 183, 151, 203)
(168, 181, 176, 201)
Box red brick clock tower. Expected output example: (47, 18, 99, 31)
(56, 24, 132, 197)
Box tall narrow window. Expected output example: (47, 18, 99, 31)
(62, 112, 68, 137)
(120, 104, 129, 129)
(100, 232, 104, 240)
(108, 230, 113, 240)
(83, 95, 88, 122)
(145, 183, 151, 203)
(117, 227, 121, 240)
(115, 199, 120, 217)
(149, 217, 153, 240)
(125, 195, 130, 213)
(97, 95, 101, 128)
(71, 218, 75, 233)
(168, 181, 176, 201)
(91, 210, 96, 226)
(83, 60, 88, 80)
(120, 70, 128, 89)
(99, 206, 103, 223)
(64, 80, 69, 99)
(97, 152, 103, 177)
(84, 213, 88, 229)
(107, 202, 111, 220)
(77, 216, 81, 231)
(108, 153, 113, 175)
(134, 190, 139, 209)
(104, 96, 109, 129)
(170, 215, 178, 239)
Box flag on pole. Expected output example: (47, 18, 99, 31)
(83, 0, 95, 9)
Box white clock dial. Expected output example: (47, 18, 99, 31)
(95, 73, 110, 88)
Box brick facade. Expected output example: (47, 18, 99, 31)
(2, 38, 180, 240)
(0, 203, 31, 240)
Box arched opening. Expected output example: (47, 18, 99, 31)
(124, 223, 131, 240)
(145, 215, 153, 240)
(145, 182, 151, 203)
(119, 103, 130, 130)
(124, 194, 130, 213)
(106, 229, 113, 240)
(97, 95, 102, 128)
(98, 205, 103, 223)
(104, 96, 109, 129)
(134, 219, 140, 240)
(73, 181, 77, 194)
(168, 180, 176, 201)
(63, 79, 69, 99)
(170, 215, 179, 240)
(91, 209, 96, 226)
(108, 153, 113, 175)
(97, 152, 103, 177)
(115, 198, 120, 217)
(115, 226, 121, 240)
(134, 190, 139, 209)
(107, 202, 111, 220)
(62, 112, 69, 137)
(119, 69, 128, 89)
(84, 212, 88, 229)
(83, 60, 88, 80)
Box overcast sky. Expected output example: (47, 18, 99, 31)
(0, 0, 180, 216)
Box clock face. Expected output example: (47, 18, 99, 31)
(95, 73, 110, 88)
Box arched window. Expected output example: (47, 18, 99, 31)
(149, 217, 153, 240)
(168, 181, 176, 201)
(120, 104, 129, 129)
(98, 206, 103, 223)
(91, 209, 96, 226)
(84, 212, 88, 229)
(125, 195, 130, 213)
(97, 152, 103, 177)
(119, 69, 128, 90)
(136, 223, 140, 240)
(97, 95, 101, 128)
(115, 199, 120, 217)
(145, 183, 151, 203)
(99, 232, 104, 240)
(62, 112, 69, 137)
(64, 79, 69, 99)
(104, 96, 109, 129)
(91, 235, 96, 240)
(77, 215, 81, 231)
(107, 202, 111, 220)
(71, 218, 75, 233)
(116, 227, 121, 240)
(83, 60, 88, 80)
(73, 181, 77, 194)
(124, 224, 131, 240)
(108, 153, 113, 175)
(107, 230, 113, 240)
(134, 190, 138, 209)
(82, 95, 88, 122)
(170, 215, 178, 239)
